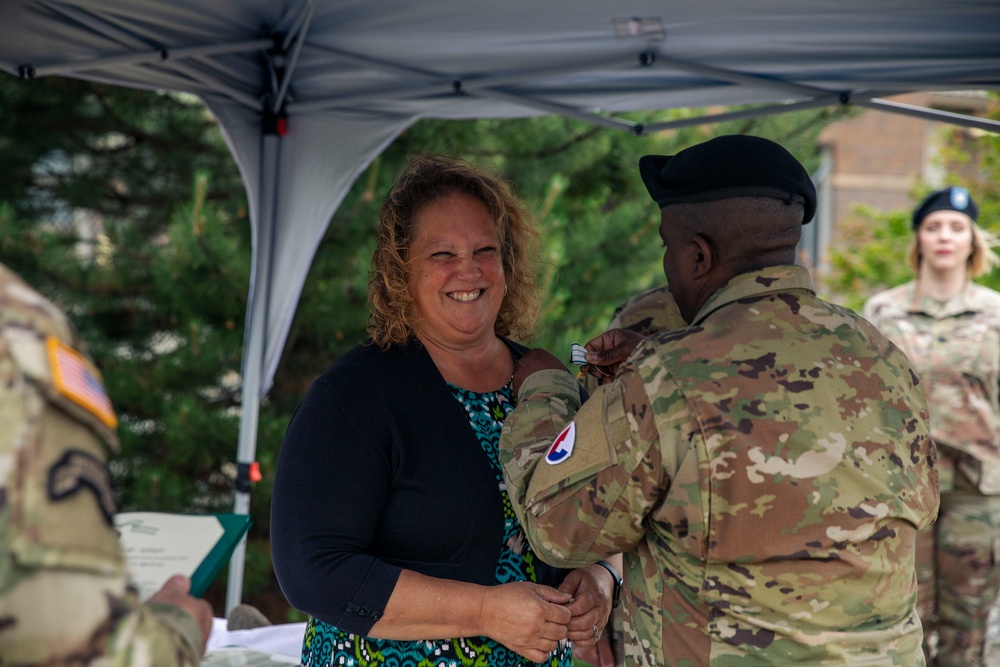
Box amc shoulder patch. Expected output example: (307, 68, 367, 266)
(545, 422, 576, 465)
(46, 336, 118, 429)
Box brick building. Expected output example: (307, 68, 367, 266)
(800, 91, 992, 276)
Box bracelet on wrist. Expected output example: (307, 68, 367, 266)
(594, 559, 623, 609)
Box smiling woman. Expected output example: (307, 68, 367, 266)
(270, 154, 617, 667)
(403, 191, 510, 389)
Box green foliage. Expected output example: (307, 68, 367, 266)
(823, 207, 913, 312)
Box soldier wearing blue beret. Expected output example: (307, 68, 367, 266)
(866, 185, 1000, 666)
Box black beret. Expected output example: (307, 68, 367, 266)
(639, 135, 817, 224)
(911, 186, 979, 229)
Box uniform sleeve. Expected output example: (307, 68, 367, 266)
(0, 328, 204, 667)
(500, 357, 686, 568)
(270, 378, 401, 634)
(105, 601, 205, 667)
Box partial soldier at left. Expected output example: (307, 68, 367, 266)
(0, 262, 213, 666)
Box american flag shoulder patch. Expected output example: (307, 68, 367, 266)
(46, 336, 118, 429)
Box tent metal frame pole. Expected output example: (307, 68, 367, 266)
(650, 51, 833, 99)
(28, 39, 273, 78)
(281, 0, 316, 51)
(459, 56, 654, 93)
(225, 130, 280, 615)
(298, 44, 644, 108)
(35, 0, 141, 43)
(859, 98, 1000, 134)
(272, 0, 316, 112)
(290, 86, 450, 113)
(31, 0, 262, 110)
(641, 94, 846, 133)
(164, 61, 262, 110)
(319, 44, 642, 88)
(459, 87, 639, 132)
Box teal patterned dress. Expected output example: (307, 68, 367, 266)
(300, 380, 574, 667)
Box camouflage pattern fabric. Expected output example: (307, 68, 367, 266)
(581, 283, 686, 665)
(865, 280, 1000, 666)
(608, 284, 686, 335)
(503, 265, 939, 666)
(579, 283, 687, 397)
(0, 263, 204, 667)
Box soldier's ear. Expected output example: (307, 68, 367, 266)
(690, 233, 716, 280)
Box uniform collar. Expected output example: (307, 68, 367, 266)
(904, 280, 980, 319)
(690, 265, 815, 326)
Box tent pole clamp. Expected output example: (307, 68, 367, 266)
(236, 461, 263, 493)
(263, 101, 289, 136)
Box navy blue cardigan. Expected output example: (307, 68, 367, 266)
(270, 338, 570, 635)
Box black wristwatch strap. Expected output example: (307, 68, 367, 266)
(595, 559, 623, 609)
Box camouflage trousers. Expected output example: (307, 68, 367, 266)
(917, 469, 1000, 666)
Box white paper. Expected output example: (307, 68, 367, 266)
(206, 617, 306, 660)
(114, 512, 223, 602)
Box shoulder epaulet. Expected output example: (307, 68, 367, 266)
(1, 264, 119, 441)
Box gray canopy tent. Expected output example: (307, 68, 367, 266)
(2, 0, 999, 614)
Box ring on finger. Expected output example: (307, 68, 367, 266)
(592, 624, 601, 641)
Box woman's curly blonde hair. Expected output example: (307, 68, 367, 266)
(368, 154, 542, 348)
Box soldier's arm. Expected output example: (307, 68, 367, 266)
(0, 324, 209, 666)
(500, 353, 683, 567)
(104, 588, 209, 667)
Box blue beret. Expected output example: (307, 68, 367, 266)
(911, 186, 979, 229)
(639, 135, 817, 224)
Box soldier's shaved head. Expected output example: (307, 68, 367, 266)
(668, 196, 804, 273)
(659, 195, 804, 322)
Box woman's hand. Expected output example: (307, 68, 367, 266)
(477, 581, 572, 663)
(557, 564, 615, 647)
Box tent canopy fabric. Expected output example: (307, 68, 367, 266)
(2, 0, 999, 611)
(3, 0, 998, 399)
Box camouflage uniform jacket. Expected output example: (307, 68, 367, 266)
(502, 265, 939, 666)
(608, 284, 686, 335)
(0, 264, 203, 667)
(864, 280, 1000, 494)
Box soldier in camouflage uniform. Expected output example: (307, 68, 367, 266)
(579, 283, 685, 666)
(0, 262, 212, 666)
(500, 135, 939, 666)
(864, 186, 1000, 666)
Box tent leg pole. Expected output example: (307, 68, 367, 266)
(224, 489, 252, 614)
(224, 131, 279, 617)
(224, 350, 263, 615)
